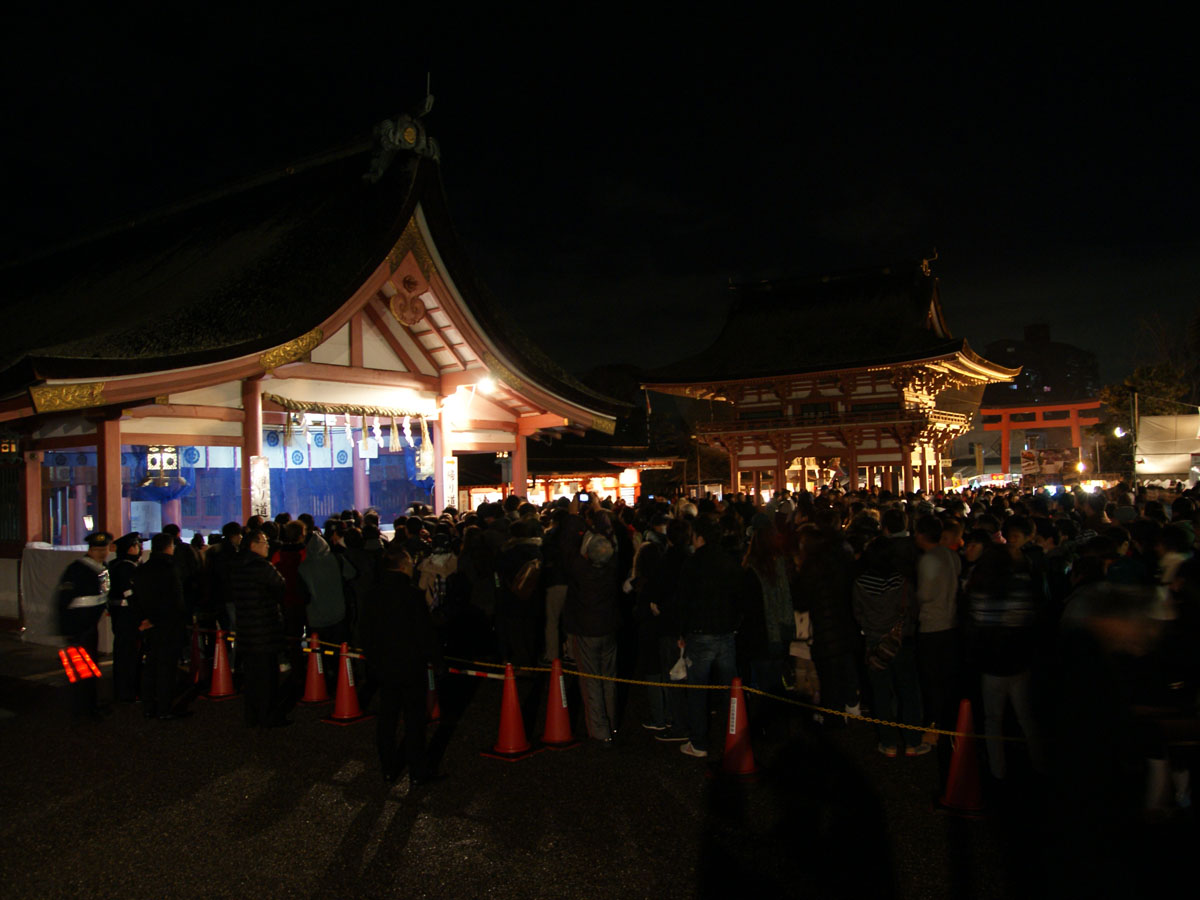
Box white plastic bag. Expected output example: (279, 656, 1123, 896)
(669, 646, 690, 682)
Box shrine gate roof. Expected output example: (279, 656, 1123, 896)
(645, 261, 996, 383)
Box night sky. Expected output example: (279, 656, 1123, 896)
(5, 12, 1196, 384)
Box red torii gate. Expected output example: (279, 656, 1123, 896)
(981, 400, 1101, 472)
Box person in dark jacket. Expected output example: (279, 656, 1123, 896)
(793, 524, 859, 718)
(162, 523, 202, 618)
(643, 518, 692, 742)
(230, 530, 288, 727)
(270, 521, 309, 689)
(853, 535, 924, 757)
(205, 521, 244, 631)
(361, 543, 444, 784)
(677, 516, 746, 759)
(631, 517, 668, 729)
(541, 506, 571, 662)
(563, 502, 621, 744)
(964, 515, 1048, 778)
(106, 532, 143, 703)
(494, 518, 543, 667)
(131, 533, 188, 719)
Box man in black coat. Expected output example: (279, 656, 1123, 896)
(131, 533, 188, 719)
(162, 523, 203, 618)
(562, 503, 622, 744)
(205, 521, 244, 631)
(106, 532, 143, 703)
(677, 515, 746, 759)
(230, 529, 288, 727)
(361, 543, 443, 785)
(494, 518, 543, 667)
(56, 531, 114, 721)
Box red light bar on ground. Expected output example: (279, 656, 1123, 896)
(60, 646, 101, 681)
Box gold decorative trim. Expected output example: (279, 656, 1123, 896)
(387, 217, 435, 277)
(480, 351, 615, 434)
(263, 392, 426, 420)
(258, 328, 323, 372)
(30, 381, 106, 413)
(480, 350, 526, 392)
(590, 415, 616, 435)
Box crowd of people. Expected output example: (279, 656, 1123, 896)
(54, 481, 1200, 824)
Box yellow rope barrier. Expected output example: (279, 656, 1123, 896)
(192, 627, 1192, 749)
(440, 655, 1025, 743)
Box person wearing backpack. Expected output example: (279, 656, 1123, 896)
(494, 518, 543, 667)
(541, 505, 571, 663)
(563, 502, 621, 745)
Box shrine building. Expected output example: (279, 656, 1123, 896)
(641, 262, 1019, 495)
(0, 110, 623, 555)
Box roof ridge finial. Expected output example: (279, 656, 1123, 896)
(363, 75, 440, 183)
(920, 248, 939, 276)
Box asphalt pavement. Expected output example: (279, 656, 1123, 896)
(0, 632, 1191, 899)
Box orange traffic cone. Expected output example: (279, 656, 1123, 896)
(935, 698, 985, 817)
(721, 676, 757, 777)
(481, 663, 543, 761)
(299, 632, 330, 705)
(540, 658, 578, 750)
(426, 663, 441, 722)
(322, 643, 373, 725)
(205, 629, 237, 700)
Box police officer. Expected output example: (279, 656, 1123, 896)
(107, 533, 143, 703)
(56, 531, 114, 722)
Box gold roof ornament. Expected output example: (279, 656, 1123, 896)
(258, 328, 323, 373)
(30, 381, 105, 413)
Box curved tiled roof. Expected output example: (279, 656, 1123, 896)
(0, 130, 624, 417)
(645, 261, 960, 383)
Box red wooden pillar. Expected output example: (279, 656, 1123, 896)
(752, 469, 761, 497)
(998, 413, 1012, 476)
(241, 377, 262, 524)
(163, 498, 182, 529)
(432, 418, 451, 514)
(920, 443, 929, 493)
(23, 451, 43, 543)
(847, 445, 859, 491)
(1069, 410, 1082, 449)
(511, 435, 528, 499)
(902, 447, 914, 494)
(96, 416, 123, 538)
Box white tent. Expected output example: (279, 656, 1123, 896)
(1135, 414, 1200, 477)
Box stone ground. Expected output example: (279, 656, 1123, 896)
(0, 632, 1192, 899)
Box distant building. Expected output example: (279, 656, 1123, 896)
(954, 324, 1101, 477)
(982, 323, 1099, 404)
